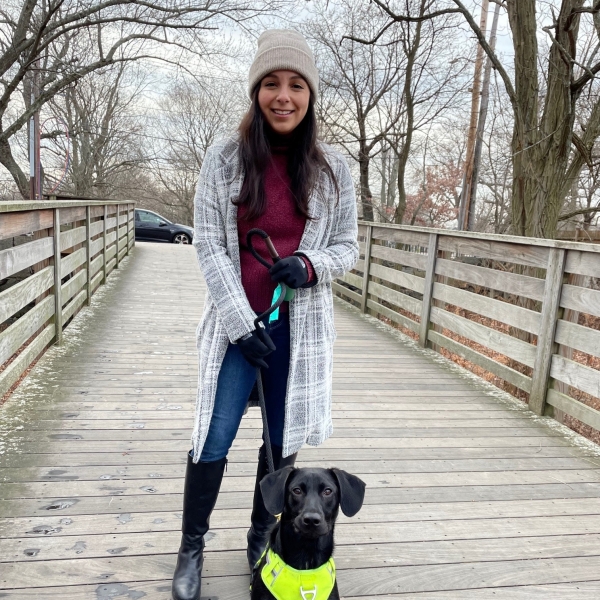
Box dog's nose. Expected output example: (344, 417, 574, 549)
(302, 513, 322, 527)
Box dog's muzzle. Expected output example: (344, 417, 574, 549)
(294, 512, 329, 537)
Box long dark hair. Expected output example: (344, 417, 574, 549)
(235, 85, 338, 221)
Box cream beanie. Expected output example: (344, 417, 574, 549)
(248, 30, 319, 99)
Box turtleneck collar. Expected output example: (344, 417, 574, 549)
(265, 126, 298, 155)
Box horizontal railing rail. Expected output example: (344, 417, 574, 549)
(334, 221, 600, 440)
(0, 200, 135, 398)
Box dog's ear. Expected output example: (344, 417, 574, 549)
(330, 469, 366, 517)
(260, 466, 296, 516)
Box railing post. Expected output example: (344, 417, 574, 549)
(419, 233, 439, 347)
(126, 204, 132, 255)
(85, 205, 92, 306)
(131, 204, 136, 249)
(53, 208, 63, 345)
(103, 204, 108, 283)
(115, 204, 120, 269)
(360, 225, 373, 313)
(529, 247, 566, 415)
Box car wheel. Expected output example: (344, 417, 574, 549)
(172, 233, 191, 244)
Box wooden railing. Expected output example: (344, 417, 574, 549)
(0, 200, 134, 398)
(334, 222, 600, 435)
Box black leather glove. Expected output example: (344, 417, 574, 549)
(269, 256, 309, 289)
(237, 327, 276, 369)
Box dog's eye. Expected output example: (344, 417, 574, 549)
(292, 487, 302, 495)
(322, 488, 333, 496)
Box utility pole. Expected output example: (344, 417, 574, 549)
(467, 2, 501, 231)
(28, 59, 41, 200)
(458, 0, 489, 230)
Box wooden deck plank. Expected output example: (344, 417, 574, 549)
(3, 557, 600, 598)
(6, 497, 600, 541)
(5, 482, 600, 519)
(2, 242, 600, 596)
(0, 444, 591, 469)
(3, 455, 600, 484)
(16, 402, 521, 413)
(0, 435, 573, 454)
(2, 534, 600, 590)
(6, 417, 543, 431)
(6, 514, 600, 563)
(3, 428, 563, 445)
(349, 583, 600, 599)
(4, 468, 600, 501)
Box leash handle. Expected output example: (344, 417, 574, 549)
(247, 228, 289, 329)
(246, 228, 280, 268)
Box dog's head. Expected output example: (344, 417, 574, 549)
(260, 467, 366, 539)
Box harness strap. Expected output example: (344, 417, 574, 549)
(259, 548, 336, 600)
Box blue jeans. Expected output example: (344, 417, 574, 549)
(199, 313, 290, 462)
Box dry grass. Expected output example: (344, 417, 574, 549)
(562, 313, 600, 444)
(371, 289, 600, 448)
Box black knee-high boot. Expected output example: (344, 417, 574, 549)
(247, 444, 297, 571)
(172, 453, 227, 600)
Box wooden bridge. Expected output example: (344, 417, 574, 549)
(1, 200, 600, 598)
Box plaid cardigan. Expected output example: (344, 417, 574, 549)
(191, 137, 358, 460)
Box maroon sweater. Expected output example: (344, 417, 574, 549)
(238, 150, 314, 313)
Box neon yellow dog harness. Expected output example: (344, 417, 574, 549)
(258, 547, 336, 600)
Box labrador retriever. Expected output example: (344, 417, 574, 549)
(250, 466, 366, 600)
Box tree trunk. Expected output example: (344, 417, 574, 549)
(508, 0, 585, 238)
(458, 0, 489, 230)
(380, 148, 388, 213)
(394, 1, 425, 224)
(468, 2, 501, 230)
(388, 156, 399, 208)
(0, 138, 29, 198)
(394, 91, 412, 224)
(359, 145, 374, 221)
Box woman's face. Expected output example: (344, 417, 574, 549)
(258, 70, 310, 135)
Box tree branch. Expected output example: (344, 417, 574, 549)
(346, 0, 518, 115)
(558, 205, 600, 220)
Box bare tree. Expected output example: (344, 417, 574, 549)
(0, 0, 282, 198)
(376, 145, 400, 220)
(325, 0, 467, 224)
(403, 132, 462, 227)
(390, 0, 468, 224)
(307, 0, 408, 221)
(360, 0, 600, 238)
(46, 62, 147, 197)
(478, 98, 514, 233)
(557, 70, 600, 231)
(150, 76, 245, 225)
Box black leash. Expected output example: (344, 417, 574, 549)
(246, 228, 289, 475)
(255, 368, 274, 473)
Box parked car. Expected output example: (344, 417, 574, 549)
(134, 209, 194, 244)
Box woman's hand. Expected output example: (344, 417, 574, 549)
(237, 328, 276, 369)
(269, 256, 309, 289)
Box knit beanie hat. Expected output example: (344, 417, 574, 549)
(248, 30, 319, 99)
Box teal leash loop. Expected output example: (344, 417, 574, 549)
(269, 284, 283, 323)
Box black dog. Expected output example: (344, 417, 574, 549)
(250, 466, 366, 600)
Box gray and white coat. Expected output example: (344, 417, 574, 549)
(191, 137, 358, 461)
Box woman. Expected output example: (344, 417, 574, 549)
(172, 29, 358, 600)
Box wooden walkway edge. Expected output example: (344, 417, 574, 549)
(1, 242, 600, 598)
